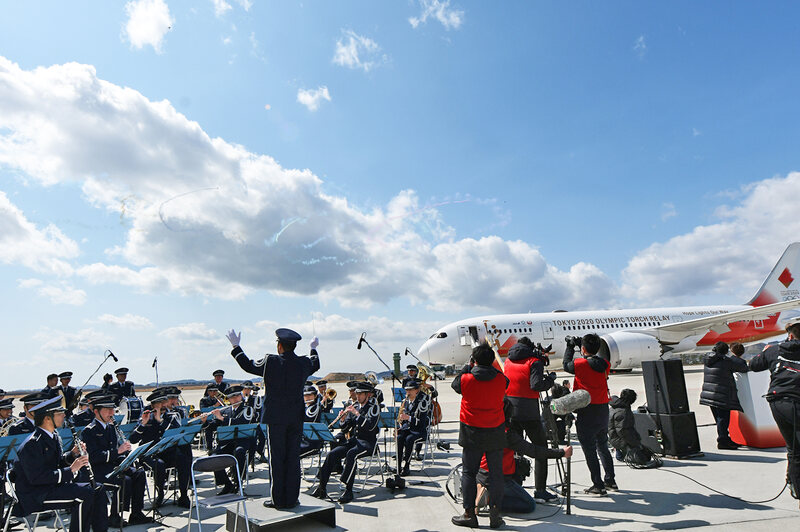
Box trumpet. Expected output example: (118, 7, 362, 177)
(325, 388, 337, 401)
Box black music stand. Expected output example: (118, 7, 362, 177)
(216, 424, 259, 444)
(307, 423, 335, 443)
(378, 411, 398, 471)
(106, 442, 153, 530)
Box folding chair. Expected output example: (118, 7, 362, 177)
(353, 443, 384, 492)
(420, 425, 436, 468)
(4, 472, 68, 532)
(187, 454, 250, 532)
(300, 446, 323, 485)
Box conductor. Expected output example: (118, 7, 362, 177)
(227, 327, 320, 509)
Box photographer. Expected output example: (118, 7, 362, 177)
(699, 341, 748, 450)
(451, 342, 508, 529)
(503, 337, 558, 503)
(749, 322, 800, 502)
(563, 333, 615, 495)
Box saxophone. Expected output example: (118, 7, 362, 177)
(0, 417, 16, 437)
(70, 425, 96, 488)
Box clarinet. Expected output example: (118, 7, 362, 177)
(69, 425, 96, 488)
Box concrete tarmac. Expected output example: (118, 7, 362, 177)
(19, 366, 800, 530)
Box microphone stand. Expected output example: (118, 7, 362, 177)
(69, 350, 117, 410)
(358, 335, 405, 491)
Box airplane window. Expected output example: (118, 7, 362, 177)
(429, 334, 436, 339)
(437, 332, 448, 338)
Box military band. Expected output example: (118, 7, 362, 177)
(396, 378, 431, 476)
(108, 368, 136, 405)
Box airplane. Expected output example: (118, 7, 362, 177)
(417, 242, 800, 372)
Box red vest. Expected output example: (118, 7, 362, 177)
(573, 357, 610, 404)
(480, 447, 515, 475)
(460, 371, 507, 428)
(504, 357, 539, 399)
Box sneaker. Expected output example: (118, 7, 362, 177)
(533, 490, 558, 503)
(583, 485, 607, 496)
(604, 480, 619, 491)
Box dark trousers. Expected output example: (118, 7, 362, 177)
(161, 444, 192, 497)
(576, 403, 614, 489)
(299, 437, 323, 457)
(501, 478, 536, 513)
(462, 447, 503, 511)
(266, 422, 303, 507)
(770, 399, 800, 496)
(213, 440, 249, 487)
(38, 483, 108, 532)
(710, 407, 732, 443)
(318, 438, 375, 491)
(509, 418, 548, 492)
(106, 467, 146, 515)
(397, 428, 426, 467)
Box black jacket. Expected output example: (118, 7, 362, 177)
(81, 419, 124, 481)
(505, 342, 554, 421)
(750, 339, 800, 401)
(608, 396, 641, 450)
(13, 428, 76, 514)
(699, 351, 748, 410)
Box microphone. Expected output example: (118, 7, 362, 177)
(108, 350, 119, 362)
(549, 390, 591, 416)
(357, 332, 366, 350)
(152, 357, 157, 368)
(404, 347, 412, 357)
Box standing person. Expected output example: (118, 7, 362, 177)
(227, 328, 320, 509)
(58, 372, 78, 417)
(749, 322, 800, 503)
(699, 341, 749, 450)
(503, 337, 557, 503)
(563, 333, 614, 495)
(108, 368, 136, 405)
(451, 342, 508, 529)
(41, 374, 60, 400)
(212, 370, 229, 395)
(100, 373, 113, 392)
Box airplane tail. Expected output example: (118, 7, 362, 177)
(747, 242, 800, 306)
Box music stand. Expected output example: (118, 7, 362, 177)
(216, 423, 259, 444)
(392, 388, 406, 402)
(113, 414, 124, 425)
(306, 423, 335, 443)
(57, 428, 74, 452)
(106, 442, 152, 530)
(119, 423, 138, 440)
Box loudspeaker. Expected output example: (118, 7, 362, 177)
(641, 359, 690, 414)
(633, 411, 663, 455)
(656, 412, 701, 457)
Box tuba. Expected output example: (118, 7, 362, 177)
(0, 417, 16, 437)
(365, 371, 383, 385)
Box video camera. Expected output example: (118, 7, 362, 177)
(565, 335, 582, 349)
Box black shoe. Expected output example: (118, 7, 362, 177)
(604, 480, 619, 491)
(489, 505, 505, 529)
(108, 515, 125, 529)
(176, 495, 191, 508)
(153, 489, 165, 508)
(311, 485, 328, 500)
(451, 509, 478, 528)
(127, 512, 153, 525)
(285, 500, 300, 509)
(218, 484, 236, 496)
(717, 440, 740, 450)
(533, 490, 558, 503)
(263, 501, 277, 508)
(338, 489, 354, 504)
(400, 464, 411, 477)
(413, 452, 423, 461)
(583, 485, 607, 496)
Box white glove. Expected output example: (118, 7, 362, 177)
(310, 336, 319, 349)
(226, 329, 241, 347)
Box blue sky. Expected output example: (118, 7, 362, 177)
(2, 1, 800, 389)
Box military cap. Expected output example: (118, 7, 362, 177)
(212, 369, 225, 377)
(114, 367, 129, 375)
(241, 380, 254, 389)
(31, 395, 66, 413)
(85, 389, 105, 400)
(164, 386, 181, 398)
(275, 328, 301, 342)
(355, 382, 374, 394)
(406, 365, 418, 371)
(0, 398, 13, 410)
(47, 373, 58, 380)
(226, 385, 244, 398)
(205, 383, 218, 392)
(0, 389, 5, 396)
(79, 396, 89, 406)
(346, 380, 361, 390)
(303, 385, 317, 395)
(146, 390, 167, 403)
(20, 392, 47, 406)
(58, 371, 73, 379)
(315, 380, 328, 387)
(90, 395, 116, 409)
(404, 378, 421, 390)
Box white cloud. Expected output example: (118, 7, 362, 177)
(634, 35, 647, 59)
(409, 0, 464, 30)
(622, 172, 800, 304)
(249, 32, 265, 62)
(661, 202, 677, 222)
(0, 192, 78, 275)
(123, 0, 173, 53)
(333, 30, 384, 72)
(96, 313, 154, 329)
(256, 312, 436, 342)
(692, 127, 701, 137)
(35, 327, 111, 353)
(18, 278, 86, 305)
(211, 0, 232, 17)
(235, 0, 252, 10)
(0, 56, 617, 313)
(159, 322, 220, 342)
(297, 86, 331, 111)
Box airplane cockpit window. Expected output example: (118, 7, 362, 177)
(429, 333, 436, 339)
(436, 332, 448, 338)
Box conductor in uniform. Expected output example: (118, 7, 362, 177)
(227, 327, 320, 509)
(108, 368, 136, 405)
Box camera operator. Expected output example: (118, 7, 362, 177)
(451, 342, 508, 529)
(699, 341, 748, 450)
(503, 337, 558, 503)
(749, 322, 800, 503)
(563, 333, 615, 495)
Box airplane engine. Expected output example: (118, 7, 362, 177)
(600, 332, 664, 370)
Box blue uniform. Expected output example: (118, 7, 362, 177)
(231, 344, 320, 507)
(108, 381, 136, 405)
(7, 417, 36, 437)
(397, 393, 431, 468)
(206, 402, 255, 488)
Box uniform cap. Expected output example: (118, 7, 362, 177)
(303, 385, 317, 395)
(146, 390, 167, 403)
(355, 382, 374, 394)
(241, 380, 254, 389)
(21, 392, 47, 405)
(58, 371, 73, 379)
(226, 385, 244, 397)
(275, 328, 302, 342)
(0, 398, 13, 410)
(30, 395, 66, 413)
(84, 390, 106, 400)
(90, 395, 116, 409)
(346, 380, 361, 390)
(404, 379, 421, 390)
(212, 369, 225, 377)
(205, 383, 218, 392)
(114, 367, 129, 375)
(406, 365, 418, 371)
(315, 380, 328, 386)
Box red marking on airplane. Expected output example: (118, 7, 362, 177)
(497, 335, 518, 356)
(697, 315, 782, 346)
(779, 268, 795, 288)
(749, 292, 778, 307)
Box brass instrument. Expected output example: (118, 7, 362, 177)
(0, 417, 16, 437)
(365, 371, 382, 386)
(325, 388, 337, 401)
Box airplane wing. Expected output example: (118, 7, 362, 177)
(649, 299, 800, 344)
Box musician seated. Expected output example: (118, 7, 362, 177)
(199, 384, 221, 409)
(0, 398, 14, 427)
(82, 395, 151, 526)
(397, 379, 430, 476)
(129, 391, 191, 508)
(204, 385, 254, 496)
(12, 396, 108, 532)
(160, 387, 193, 504)
(311, 382, 380, 504)
(316, 380, 334, 413)
(8, 393, 47, 436)
(300, 386, 323, 457)
(70, 397, 95, 427)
